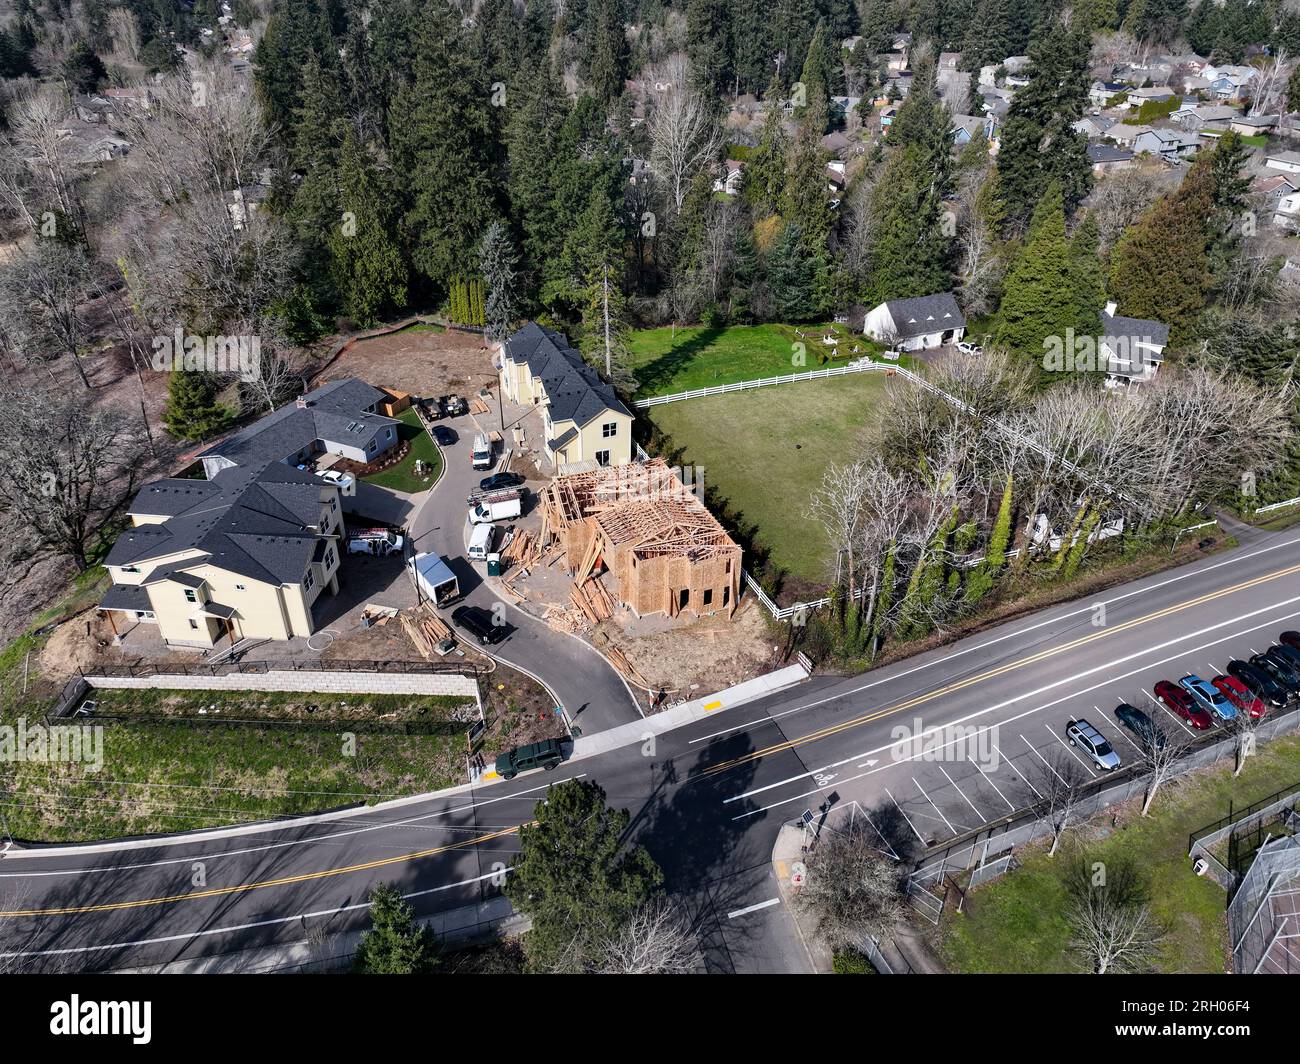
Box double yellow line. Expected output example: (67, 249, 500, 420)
(700, 559, 1300, 778)
(0, 825, 523, 918)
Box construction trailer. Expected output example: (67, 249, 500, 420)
(539, 458, 742, 619)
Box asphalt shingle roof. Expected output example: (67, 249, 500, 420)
(883, 293, 966, 340)
(503, 322, 631, 428)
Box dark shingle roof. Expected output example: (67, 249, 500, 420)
(503, 322, 631, 428)
(883, 292, 966, 340)
(1100, 307, 1170, 349)
(1087, 142, 1134, 164)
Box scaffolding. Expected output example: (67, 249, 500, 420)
(539, 458, 742, 620)
(1229, 833, 1300, 974)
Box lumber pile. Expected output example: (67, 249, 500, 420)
(401, 611, 453, 658)
(501, 528, 541, 568)
(544, 605, 588, 634)
(470, 396, 491, 415)
(604, 645, 652, 689)
(570, 577, 616, 623)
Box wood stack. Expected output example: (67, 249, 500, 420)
(604, 645, 652, 689)
(400, 610, 453, 658)
(570, 578, 616, 623)
(470, 396, 492, 415)
(501, 528, 540, 567)
(543, 605, 588, 634)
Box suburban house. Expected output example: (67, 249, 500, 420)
(864, 292, 966, 351)
(1273, 190, 1300, 231)
(712, 158, 744, 195)
(1105, 122, 1151, 147)
(1089, 80, 1127, 107)
(1230, 113, 1279, 135)
(99, 379, 402, 648)
(1099, 301, 1169, 385)
(1266, 149, 1300, 174)
(1131, 126, 1201, 161)
(498, 322, 634, 470)
(952, 113, 998, 150)
(1172, 102, 1238, 130)
(1087, 142, 1135, 174)
(1125, 86, 1177, 109)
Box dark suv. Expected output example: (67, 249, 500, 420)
(452, 605, 510, 645)
(495, 738, 564, 780)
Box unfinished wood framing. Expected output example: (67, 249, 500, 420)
(540, 458, 742, 620)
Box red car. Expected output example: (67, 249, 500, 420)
(1212, 674, 1267, 719)
(1154, 679, 1214, 729)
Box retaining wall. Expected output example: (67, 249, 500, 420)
(83, 671, 480, 697)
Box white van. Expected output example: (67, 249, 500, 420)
(471, 434, 493, 470)
(467, 522, 494, 561)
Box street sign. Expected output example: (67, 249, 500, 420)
(801, 809, 814, 827)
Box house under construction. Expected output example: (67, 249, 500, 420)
(539, 458, 742, 619)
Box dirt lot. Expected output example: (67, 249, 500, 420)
(590, 597, 777, 698)
(312, 324, 497, 398)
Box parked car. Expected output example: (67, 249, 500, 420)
(494, 737, 564, 780)
(346, 528, 404, 556)
(452, 604, 510, 645)
(317, 469, 356, 495)
(1251, 651, 1300, 696)
(956, 340, 982, 355)
(479, 471, 525, 493)
(1153, 679, 1214, 729)
(1177, 674, 1237, 723)
(1278, 630, 1300, 653)
(432, 425, 457, 446)
(1114, 703, 1166, 750)
(1212, 674, 1267, 720)
(1269, 642, 1300, 673)
(1066, 718, 1122, 771)
(1226, 660, 1290, 709)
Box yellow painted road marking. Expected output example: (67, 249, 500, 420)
(701, 560, 1300, 778)
(0, 825, 523, 919)
(703, 700, 723, 711)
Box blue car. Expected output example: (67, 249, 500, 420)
(1178, 674, 1237, 722)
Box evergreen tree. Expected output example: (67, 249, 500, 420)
(687, 0, 734, 97)
(1068, 214, 1105, 334)
(389, 1, 499, 288)
(582, 0, 627, 103)
(354, 884, 440, 974)
(163, 370, 233, 442)
(797, 19, 835, 129)
(965, 472, 1013, 604)
(505, 779, 662, 973)
(744, 95, 789, 217)
(996, 183, 1079, 370)
(766, 222, 820, 321)
(866, 144, 954, 304)
(995, 19, 1092, 234)
(328, 128, 408, 326)
(480, 220, 521, 342)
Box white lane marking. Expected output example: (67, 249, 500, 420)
(690, 534, 1300, 745)
(937, 764, 985, 820)
(1099, 708, 1143, 753)
(885, 787, 925, 843)
(1022, 734, 1069, 782)
(720, 595, 1300, 805)
(0, 776, 582, 880)
(994, 744, 1043, 799)
(727, 897, 780, 919)
(0, 868, 505, 959)
(972, 759, 1016, 810)
(1045, 724, 1098, 776)
(912, 777, 955, 833)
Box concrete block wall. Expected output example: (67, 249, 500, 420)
(83, 671, 480, 698)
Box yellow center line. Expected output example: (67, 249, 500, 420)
(700, 559, 1300, 778)
(0, 825, 523, 918)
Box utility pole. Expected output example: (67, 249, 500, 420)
(602, 265, 612, 378)
(498, 333, 507, 433)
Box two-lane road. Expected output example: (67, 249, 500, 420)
(6, 530, 1300, 972)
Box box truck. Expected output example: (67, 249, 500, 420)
(410, 552, 460, 607)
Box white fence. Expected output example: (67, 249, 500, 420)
(633, 360, 885, 408)
(1253, 495, 1300, 516)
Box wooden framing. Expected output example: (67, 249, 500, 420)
(539, 458, 742, 620)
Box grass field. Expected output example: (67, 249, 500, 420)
(934, 734, 1300, 974)
(628, 323, 879, 398)
(647, 372, 890, 591)
(363, 407, 441, 493)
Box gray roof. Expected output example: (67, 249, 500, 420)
(99, 583, 152, 612)
(104, 379, 381, 589)
(1101, 307, 1170, 349)
(548, 427, 579, 452)
(503, 322, 632, 428)
(1088, 142, 1134, 163)
(883, 292, 966, 339)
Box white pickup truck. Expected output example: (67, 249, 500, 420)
(347, 528, 404, 555)
(468, 489, 522, 525)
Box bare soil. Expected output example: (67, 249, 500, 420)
(312, 325, 497, 398)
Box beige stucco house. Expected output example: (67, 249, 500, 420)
(100, 379, 400, 648)
(498, 322, 634, 470)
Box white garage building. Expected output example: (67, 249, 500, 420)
(863, 292, 966, 352)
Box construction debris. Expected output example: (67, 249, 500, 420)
(604, 645, 652, 689)
(401, 609, 454, 658)
(539, 458, 742, 620)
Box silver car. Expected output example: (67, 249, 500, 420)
(1066, 718, 1122, 772)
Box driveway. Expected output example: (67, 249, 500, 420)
(406, 409, 642, 733)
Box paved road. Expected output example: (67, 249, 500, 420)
(5, 530, 1300, 972)
(404, 409, 641, 734)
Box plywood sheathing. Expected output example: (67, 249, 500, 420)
(539, 458, 742, 620)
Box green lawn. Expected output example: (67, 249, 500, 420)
(935, 734, 1300, 974)
(648, 372, 890, 591)
(628, 323, 881, 398)
(363, 407, 441, 493)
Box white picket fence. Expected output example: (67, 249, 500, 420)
(1253, 494, 1300, 516)
(633, 360, 884, 408)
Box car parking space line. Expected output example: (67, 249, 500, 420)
(1044, 723, 1098, 776)
(1099, 711, 1143, 753)
(885, 788, 925, 843)
(993, 744, 1043, 799)
(911, 777, 956, 834)
(1154, 700, 1197, 733)
(968, 759, 1016, 811)
(1022, 734, 1069, 782)
(937, 764, 985, 820)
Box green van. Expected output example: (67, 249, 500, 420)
(494, 738, 564, 780)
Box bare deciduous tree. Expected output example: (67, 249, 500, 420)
(1135, 711, 1186, 815)
(646, 55, 722, 214)
(1034, 753, 1087, 857)
(1065, 856, 1165, 974)
(796, 821, 906, 949)
(0, 240, 99, 388)
(596, 898, 698, 974)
